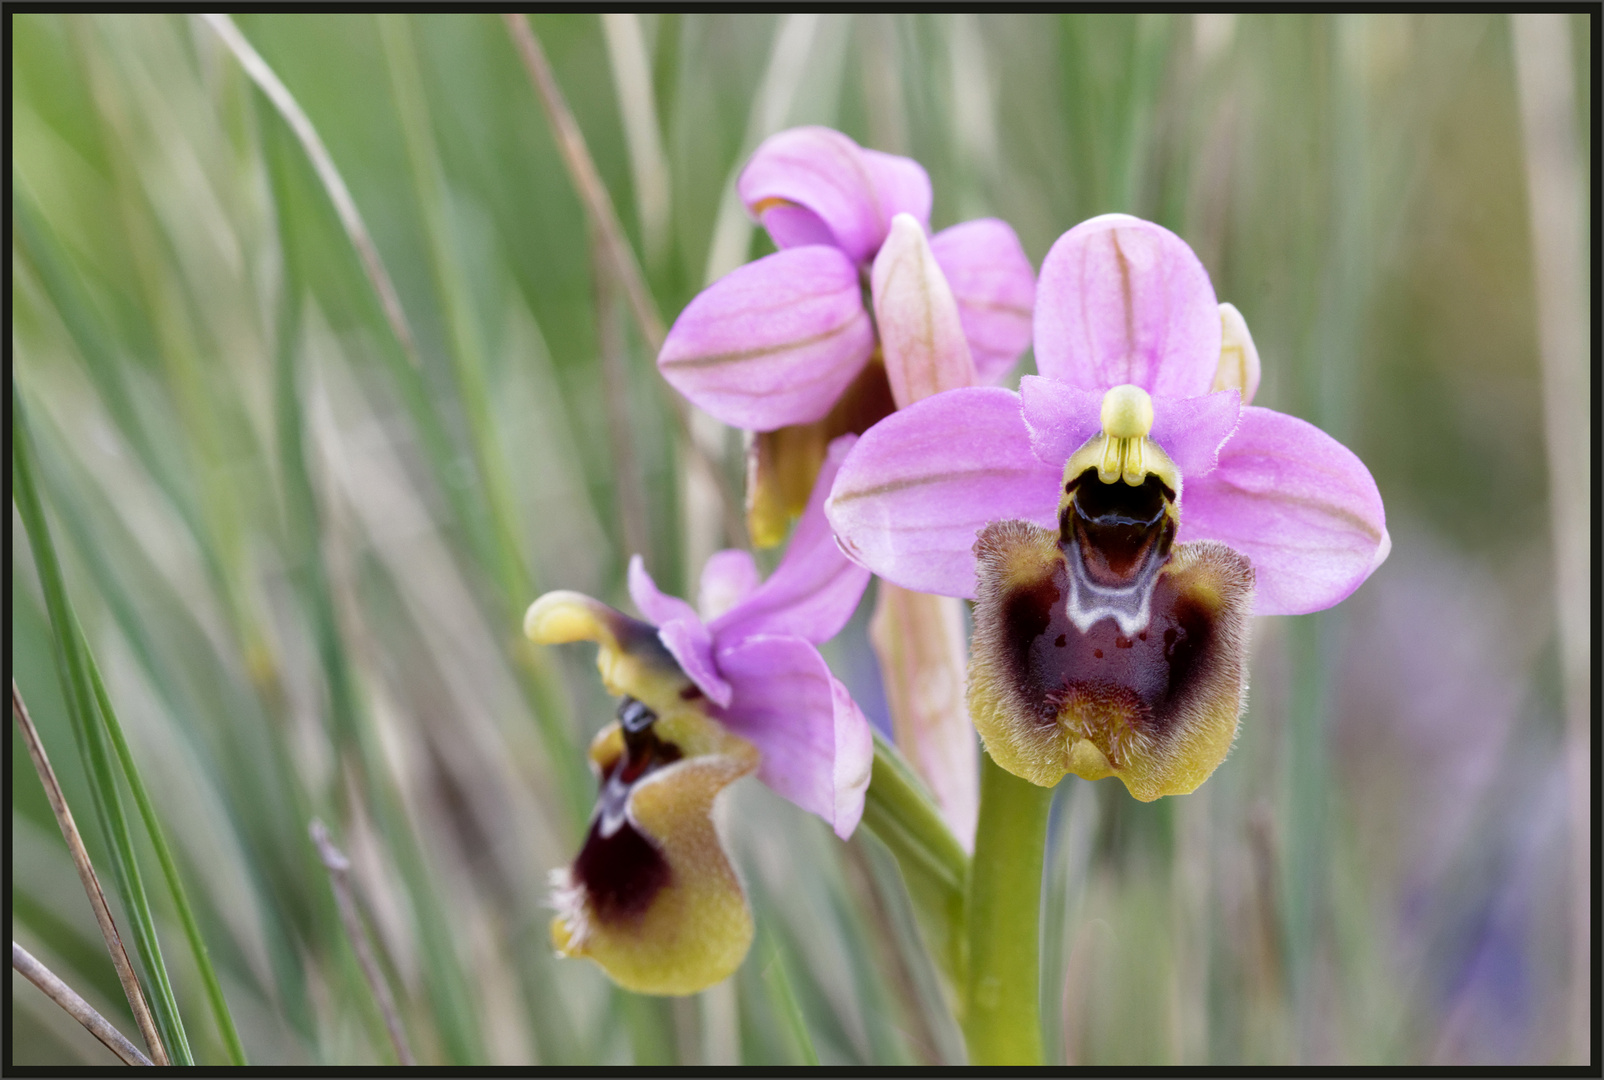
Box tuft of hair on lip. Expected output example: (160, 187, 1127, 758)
(548, 866, 591, 954)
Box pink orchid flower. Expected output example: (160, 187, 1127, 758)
(656, 126, 1037, 545)
(659, 125, 1037, 424)
(826, 214, 1390, 799)
(525, 439, 871, 994)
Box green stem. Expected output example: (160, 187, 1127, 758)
(859, 733, 969, 988)
(961, 751, 1053, 1066)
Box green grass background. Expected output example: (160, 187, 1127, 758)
(11, 13, 1588, 1066)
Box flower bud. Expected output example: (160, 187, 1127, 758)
(872, 213, 977, 409)
(869, 584, 978, 850)
(1213, 302, 1261, 405)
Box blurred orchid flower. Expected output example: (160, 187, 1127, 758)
(658, 125, 1036, 546)
(524, 438, 872, 994)
(828, 213, 1390, 800)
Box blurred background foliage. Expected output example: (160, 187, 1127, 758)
(10, 12, 1589, 1066)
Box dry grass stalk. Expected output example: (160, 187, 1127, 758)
(309, 819, 417, 1067)
(13, 941, 154, 1066)
(12, 681, 170, 1066)
(502, 13, 744, 548)
(1511, 13, 1589, 1065)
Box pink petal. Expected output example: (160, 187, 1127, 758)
(658, 246, 875, 431)
(1017, 376, 1105, 469)
(656, 619, 731, 708)
(861, 148, 933, 230)
(825, 387, 1062, 599)
(1177, 406, 1390, 616)
(712, 436, 869, 645)
(930, 218, 1036, 384)
(697, 549, 761, 622)
(629, 554, 699, 626)
(757, 203, 837, 250)
(714, 634, 872, 839)
(872, 214, 976, 409)
(629, 556, 731, 707)
(739, 127, 904, 264)
(1033, 214, 1221, 399)
(1150, 390, 1243, 479)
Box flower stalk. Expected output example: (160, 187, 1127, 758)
(961, 751, 1052, 1066)
(859, 733, 969, 987)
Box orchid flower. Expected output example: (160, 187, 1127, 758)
(827, 213, 1390, 801)
(657, 125, 1037, 546)
(524, 438, 872, 995)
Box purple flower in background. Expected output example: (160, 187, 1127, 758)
(827, 214, 1390, 799)
(524, 438, 871, 994)
(657, 126, 1037, 545)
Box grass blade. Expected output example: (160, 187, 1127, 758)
(254, 108, 488, 1065)
(1511, 13, 1591, 1062)
(601, 13, 673, 268)
(761, 934, 821, 1066)
(10, 181, 222, 615)
(12, 386, 191, 1064)
(502, 12, 744, 548)
(502, 14, 663, 348)
(238, 11, 590, 831)
(206, 10, 500, 605)
(14, 384, 325, 1050)
(79, 615, 249, 1064)
(376, 12, 531, 609)
(199, 12, 421, 371)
